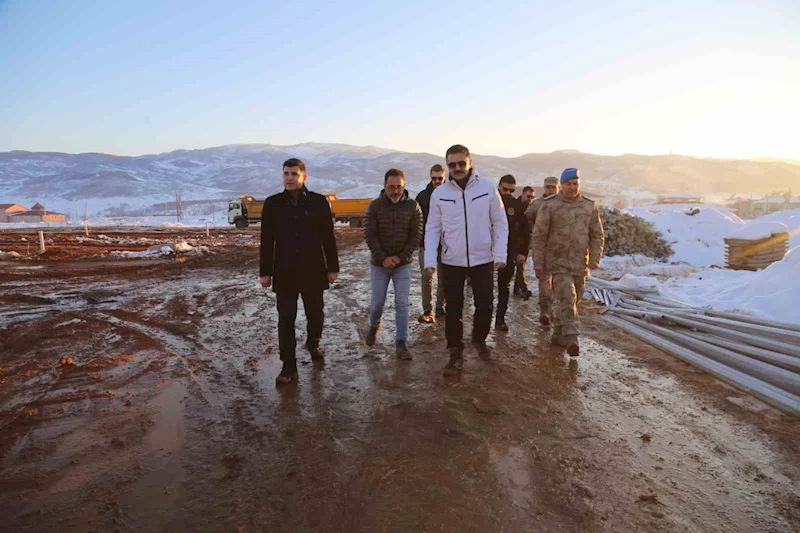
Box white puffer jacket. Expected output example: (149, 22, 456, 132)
(424, 171, 508, 269)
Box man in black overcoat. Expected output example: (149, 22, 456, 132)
(260, 158, 340, 384)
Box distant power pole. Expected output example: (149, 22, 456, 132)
(176, 193, 183, 222)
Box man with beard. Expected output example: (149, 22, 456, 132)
(495, 175, 530, 332)
(260, 158, 340, 384)
(364, 168, 423, 359)
(424, 145, 508, 375)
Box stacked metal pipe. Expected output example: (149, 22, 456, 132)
(588, 277, 800, 416)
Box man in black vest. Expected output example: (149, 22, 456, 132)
(495, 175, 530, 332)
(513, 186, 536, 300)
(260, 158, 340, 384)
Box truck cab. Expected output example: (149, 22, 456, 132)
(228, 196, 264, 228)
(228, 200, 247, 228)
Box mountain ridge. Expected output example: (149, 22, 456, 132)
(2, 143, 798, 214)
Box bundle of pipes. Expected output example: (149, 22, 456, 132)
(586, 277, 800, 416)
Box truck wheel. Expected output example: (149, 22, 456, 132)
(350, 218, 363, 228)
(235, 218, 247, 229)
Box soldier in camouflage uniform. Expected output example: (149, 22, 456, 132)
(525, 176, 559, 326)
(531, 168, 604, 356)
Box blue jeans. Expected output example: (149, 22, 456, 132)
(369, 263, 412, 342)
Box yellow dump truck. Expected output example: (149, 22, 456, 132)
(326, 195, 372, 228)
(228, 196, 265, 228)
(228, 194, 372, 228)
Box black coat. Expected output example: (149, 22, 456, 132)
(259, 187, 339, 293)
(415, 182, 435, 248)
(501, 195, 531, 260)
(364, 190, 423, 267)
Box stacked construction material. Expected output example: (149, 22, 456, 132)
(724, 222, 789, 271)
(599, 207, 673, 259)
(588, 277, 800, 416)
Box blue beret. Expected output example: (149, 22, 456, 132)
(561, 168, 580, 183)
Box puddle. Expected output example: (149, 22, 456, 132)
(489, 445, 534, 510)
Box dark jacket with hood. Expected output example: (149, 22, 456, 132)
(259, 186, 339, 293)
(415, 182, 435, 248)
(364, 190, 423, 267)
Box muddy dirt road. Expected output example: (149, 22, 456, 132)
(1, 228, 798, 532)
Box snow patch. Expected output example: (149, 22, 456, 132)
(726, 222, 789, 240)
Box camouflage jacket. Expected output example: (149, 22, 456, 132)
(531, 194, 605, 275)
(524, 196, 549, 227)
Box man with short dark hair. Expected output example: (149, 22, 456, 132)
(415, 164, 446, 323)
(532, 168, 605, 356)
(364, 168, 423, 359)
(495, 175, 530, 331)
(513, 186, 536, 299)
(425, 145, 508, 375)
(260, 158, 339, 384)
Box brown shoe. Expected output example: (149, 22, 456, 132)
(539, 314, 552, 326)
(442, 348, 463, 376)
(471, 340, 492, 360)
(565, 335, 580, 357)
(306, 342, 325, 361)
(396, 341, 412, 360)
(366, 325, 379, 346)
(275, 363, 298, 385)
(417, 312, 435, 324)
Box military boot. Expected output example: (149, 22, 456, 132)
(565, 335, 580, 357)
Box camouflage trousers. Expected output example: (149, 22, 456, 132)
(538, 273, 553, 318)
(552, 273, 586, 335)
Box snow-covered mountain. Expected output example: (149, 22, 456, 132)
(1, 143, 798, 215)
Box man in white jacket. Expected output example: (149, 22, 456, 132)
(425, 144, 509, 376)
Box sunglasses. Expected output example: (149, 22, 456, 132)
(431, 177, 445, 182)
(500, 186, 516, 193)
(447, 161, 468, 170)
(525, 194, 534, 199)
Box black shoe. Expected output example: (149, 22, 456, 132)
(443, 347, 463, 376)
(396, 341, 412, 360)
(435, 307, 446, 318)
(275, 362, 298, 384)
(306, 342, 325, 361)
(366, 326, 379, 346)
(522, 290, 531, 301)
(494, 319, 509, 332)
(471, 339, 492, 360)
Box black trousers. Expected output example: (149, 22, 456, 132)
(497, 260, 516, 321)
(442, 262, 494, 349)
(276, 287, 324, 364)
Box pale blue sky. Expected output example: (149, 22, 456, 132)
(1, 0, 798, 159)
